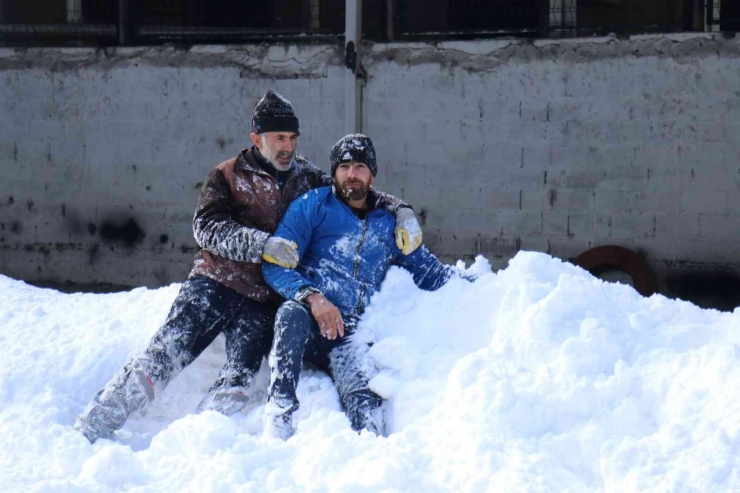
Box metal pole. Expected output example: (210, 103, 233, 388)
(311, 0, 320, 30)
(344, 0, 362, 134)
(537, 0, 549, 37)
(67, 0, 82, 23)
(564, 0, 577, 30)
(118, 0, 128, 45)
(385, 0, 396, 41)
(694, 0, 705, 31)
(705, 0, 715, 30)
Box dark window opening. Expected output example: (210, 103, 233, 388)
(717, 0, 740, 31)
(397, 0, 540, 38)
(0, 0, 737, 47)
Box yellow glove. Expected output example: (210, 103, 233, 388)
(394, 208, 423, 255)
(262, 237, 299, 268)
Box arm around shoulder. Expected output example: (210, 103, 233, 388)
(372, 190, 423, 255)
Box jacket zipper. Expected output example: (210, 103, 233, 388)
(354, 218, 369, 314)
(259, 163, 301, 218)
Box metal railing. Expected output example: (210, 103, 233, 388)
(0, 0, 737, 47)
(396, 0, 720, 39)
(564, 0, 694, 37)
(395, 0, 542, 39)
(707, 0, 721, 28)
(0, 0, 343, 47)
(707, 0, 740, 31)
(550, 0, 577, 32)
(129, 0, 343, 45)
(0, 0, 118, 46)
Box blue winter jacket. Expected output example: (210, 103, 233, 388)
(262, 186, 455, 319)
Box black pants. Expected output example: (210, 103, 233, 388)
(266, 300, 383, 434)
(76, 275, 276, 440)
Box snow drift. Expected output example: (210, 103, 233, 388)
(1, 251, 739, 492)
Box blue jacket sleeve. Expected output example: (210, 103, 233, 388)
(394, 245, 456, 291)
(262, 191, 320, 300)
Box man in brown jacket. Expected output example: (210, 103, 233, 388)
(74, 89, 422, 444)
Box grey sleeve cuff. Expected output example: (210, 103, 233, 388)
(295, 286, 321, 303)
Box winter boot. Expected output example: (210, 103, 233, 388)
(358, 403, 384, 436)
(75, 359, 158, 444)
(196, 386, 250, 416)
(263, 412, 293, 440)
(74, 409, 112, 444)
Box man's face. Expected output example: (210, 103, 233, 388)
(252, 131, 298, 171)
(334, 161, 374, 202)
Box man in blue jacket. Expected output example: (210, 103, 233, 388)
(261, 134, 460, 439)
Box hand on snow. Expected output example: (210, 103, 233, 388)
(262, 237, 299, 269)
(306, 293, 345, 340)
(395, 208, 422, 255)
(454, 256, 492, 283)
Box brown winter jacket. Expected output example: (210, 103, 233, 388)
(190, 147, 407, 303)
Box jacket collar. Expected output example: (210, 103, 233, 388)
(234, 147, 264, 174)
(235, 146, 308, 177)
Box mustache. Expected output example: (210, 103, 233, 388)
(339, 185, 368, 201)
(276, 151, 294, 159)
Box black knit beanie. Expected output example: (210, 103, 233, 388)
(330, 134, 377, 177)
(251, 89, 300, 135)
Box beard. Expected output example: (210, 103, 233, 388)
(259, 137, 295, 171)
(336, 179, 371, 202)
(264, 150, 294, 171)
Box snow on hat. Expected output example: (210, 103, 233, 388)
(330, 134, 377, 177)
(251, 89, 300, 135)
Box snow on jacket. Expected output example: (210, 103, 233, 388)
(262, 186, 455, 318)
(190, 148, 410, 302)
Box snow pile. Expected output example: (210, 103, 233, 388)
(2, 251, 740, 492)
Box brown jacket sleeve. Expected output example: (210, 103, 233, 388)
(192, 167, 270, 263)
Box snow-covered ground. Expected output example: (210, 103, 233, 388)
(2, 251, 740, 492)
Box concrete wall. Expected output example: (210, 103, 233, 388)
(0, 44, 345, 287)
(1, 34, 740, 305)
(363, 34, 740, 306)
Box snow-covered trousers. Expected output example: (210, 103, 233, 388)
(76, 275, 276, 441)
(266, 301, 383, 434)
